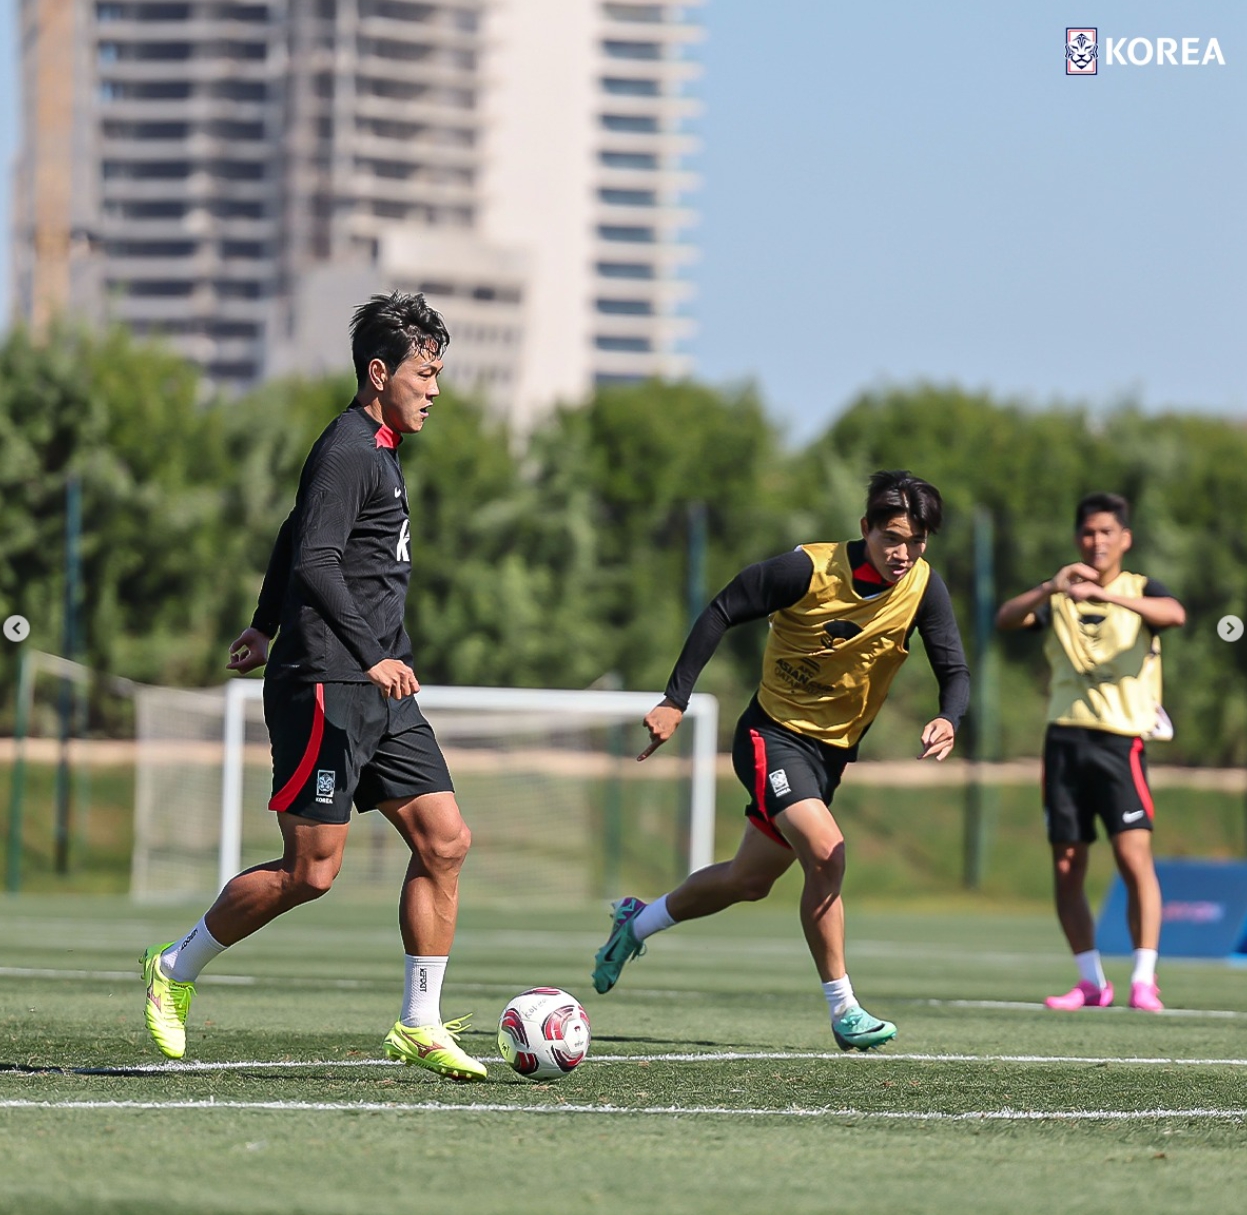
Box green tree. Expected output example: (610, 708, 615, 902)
(0, 325, 239, 712)
(545, 379, 795, 701)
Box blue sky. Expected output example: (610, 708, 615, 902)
(2, 1, 1242, 442)
(693, 0, 1246, 439)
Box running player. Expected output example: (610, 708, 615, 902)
(591, 471, 970, 1051)
(996, 492, 1185, 1013)
(142, 292, 486, 1079)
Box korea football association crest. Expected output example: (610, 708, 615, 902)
(768, 768, 791, 797)
(1066, 28, 1098, 74)
(316, 770, 336, 803)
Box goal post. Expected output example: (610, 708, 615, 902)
(134, 680, 719, 905)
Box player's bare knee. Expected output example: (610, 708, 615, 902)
(1052, 847, 1086, 884)
(418, 822, 471, 874)
(299, 874, 336, 902)
(809, 840, 846, 884)
(286, 861, 338, 902)
(732, 871, 777, 902)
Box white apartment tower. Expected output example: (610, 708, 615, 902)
(13, 1, 703, 422)
(482, 0, 702, 429)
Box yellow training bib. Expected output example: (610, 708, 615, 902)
(1045, 571, 1163, 737)
(757, 543, 929, 747)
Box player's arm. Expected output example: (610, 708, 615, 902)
(639, 549, 814, 760)
(995, 562, 1100, 630)
(912, 571, 970, 761)
(1066, 577, 1186, 630)
(227, 508, 296, 672)
(292, 446, 399, 685)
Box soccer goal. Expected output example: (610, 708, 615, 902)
(132, 681, 719, 907)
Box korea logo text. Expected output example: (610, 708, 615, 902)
(1067, 27, 1226, 72)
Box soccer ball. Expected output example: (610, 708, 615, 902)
(497, 987, 591, 1080)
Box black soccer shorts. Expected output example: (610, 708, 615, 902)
(264, 678, 454, 824)
(1042, 723, 1155, 844)
(730, 697, 856, 849)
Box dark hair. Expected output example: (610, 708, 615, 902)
(349, 291, 449, 383)
(1075, 491, 1130, 530)
(864, 470, 943, 535)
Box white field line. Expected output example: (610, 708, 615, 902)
(0, 1098, 1244, 1122)
(9, 1050, 1247, 1075)
(4, 965, 1244, 1021)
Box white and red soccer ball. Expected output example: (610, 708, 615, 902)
(497, 987, 591, 1080)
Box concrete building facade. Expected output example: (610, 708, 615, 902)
(12, 0, 702, 425)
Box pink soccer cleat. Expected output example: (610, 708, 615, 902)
(1044, 980, 1114, 1010)
(1128, 980, 1164, 1012)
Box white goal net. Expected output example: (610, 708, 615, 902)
(132, 681, 719, 907)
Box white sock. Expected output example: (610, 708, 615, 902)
(1074, 949, 1107, 989)
(822, 976, 858, 1019)
(1131, 948, 1158, 985)
(161, 917, 226, 983)
(401, 956, 447, 1027)
(632, 895, 676, 942)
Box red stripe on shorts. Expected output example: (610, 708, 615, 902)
(748, 727, 790, 848)
(269, 682, 326, 812)
(1129, 737, 1154, 821)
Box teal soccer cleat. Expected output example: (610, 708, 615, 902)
(591, 897, 647, 994)
(832, 1005, 897, 1052)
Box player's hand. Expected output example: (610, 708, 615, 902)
(367, 659, 420, 699)
(1051, 563, 1100, 594)
(227, 628, 270, 673)
(918, 717, 956, 762)
(1065, 580, 1107, 604)
(638, 699, 683, 761)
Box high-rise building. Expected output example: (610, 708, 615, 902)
(14, 0, 289, 390)
(12, 1, 702, 424)
(481, 0, 702, 428)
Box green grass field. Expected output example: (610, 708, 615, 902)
(3, 895, 1246, 1215)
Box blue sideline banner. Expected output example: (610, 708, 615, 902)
(1097, 859, 1247, 959)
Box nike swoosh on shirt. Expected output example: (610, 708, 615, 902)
(1122, 810, 1146, 823)
(394, 487, 402, 497)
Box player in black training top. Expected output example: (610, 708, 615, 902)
(591, 471, 970, 1053)
(141, 292, 487, 1081)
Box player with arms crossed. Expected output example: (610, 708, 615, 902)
(592, 471, 970, 1050)
(997, 492, 1185, 1012)
(142, 292, 486, 1080)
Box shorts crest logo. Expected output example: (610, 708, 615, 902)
(769, 768, 791, 796)
(316, 769, 335, 802)
(1066, 28, 1098, 75)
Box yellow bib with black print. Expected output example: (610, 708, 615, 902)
(757, 543, 930, 748)
(1045, 570, 1163, 736)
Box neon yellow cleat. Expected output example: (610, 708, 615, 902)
(383, 1015, 487, 1082)
(141, 943, 195, 1060)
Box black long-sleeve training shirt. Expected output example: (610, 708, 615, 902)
(251, 402, 414, 682)
(664, 541, 971, 728)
